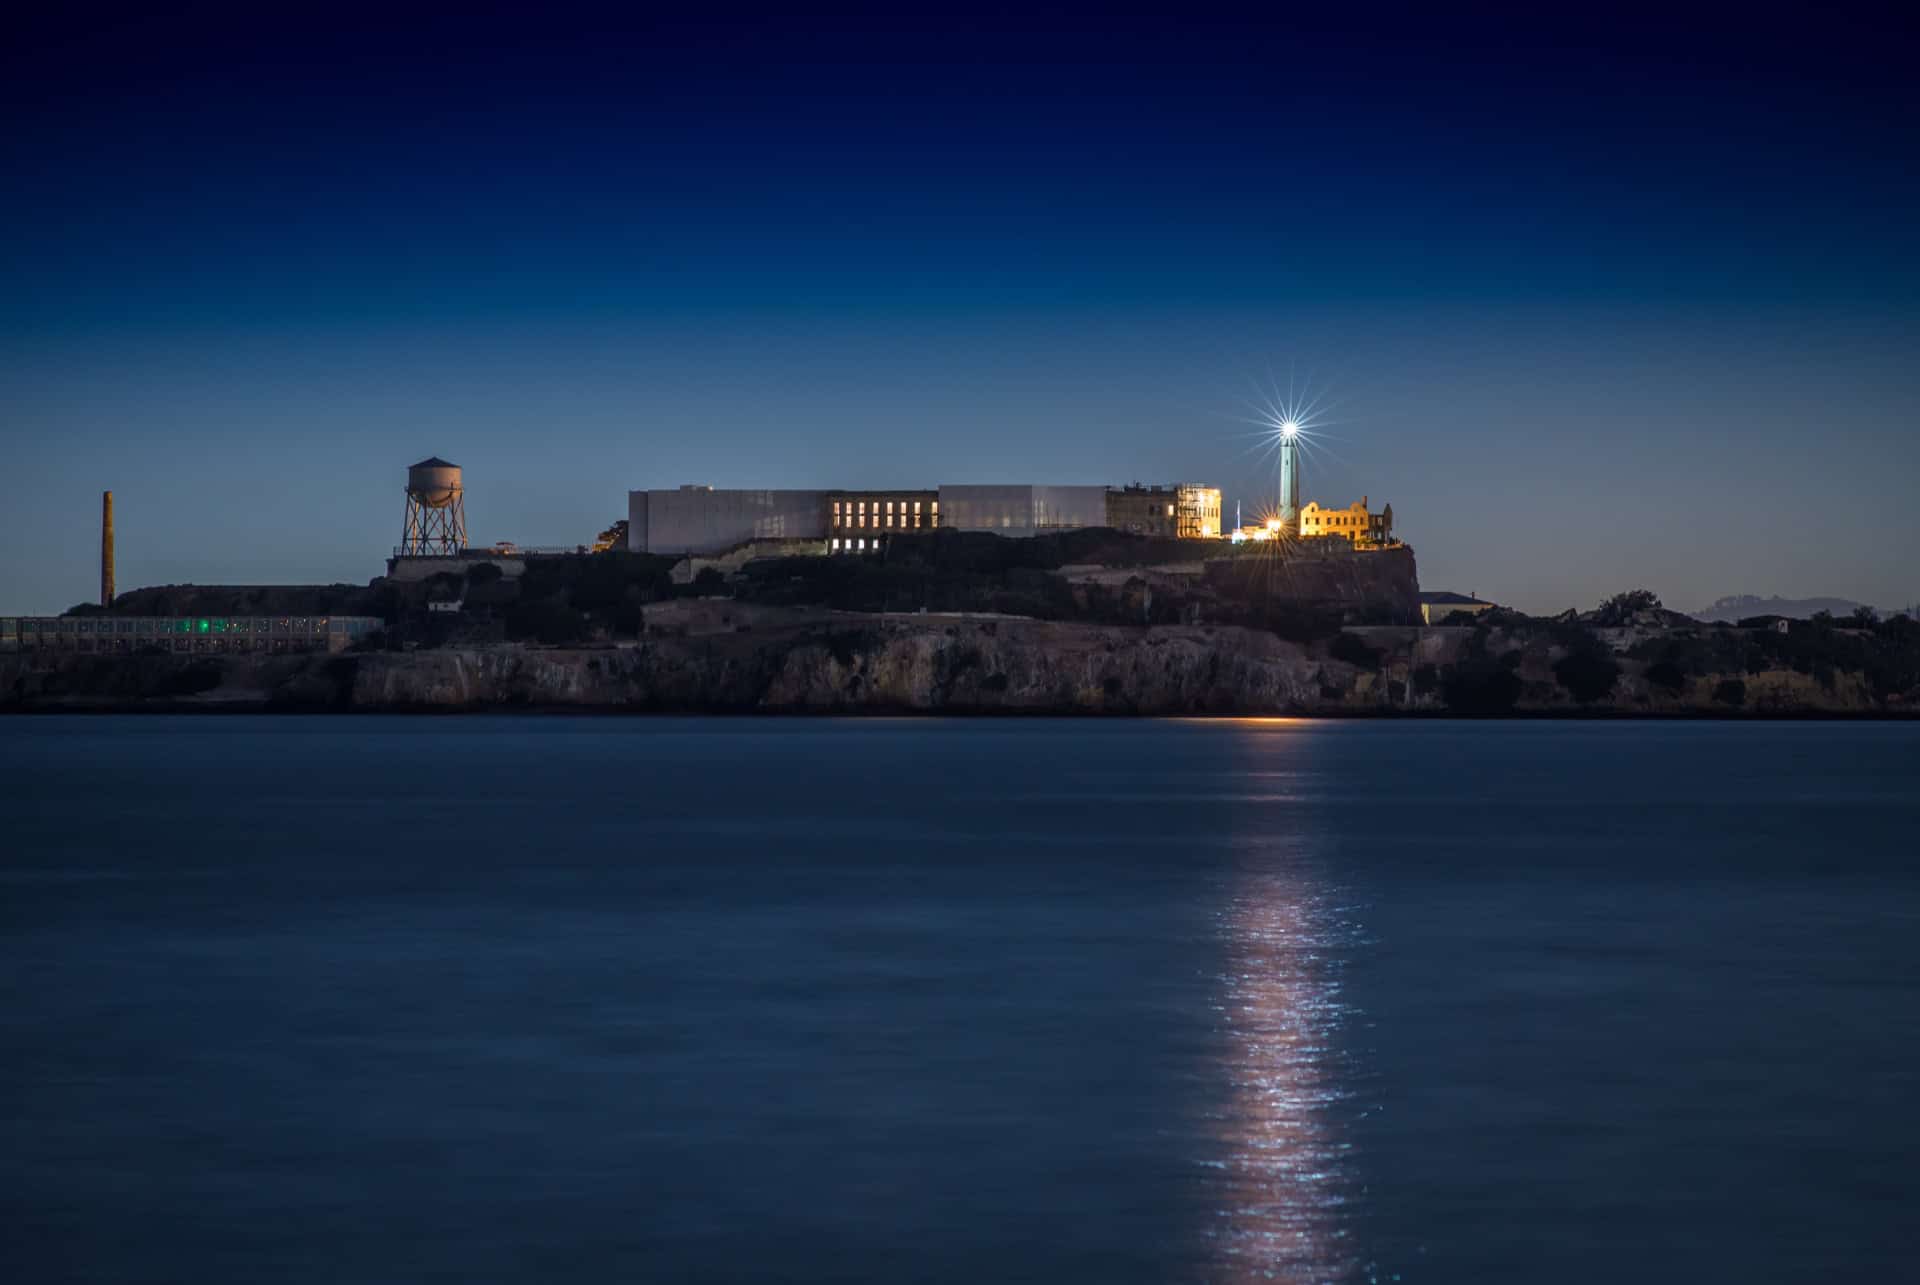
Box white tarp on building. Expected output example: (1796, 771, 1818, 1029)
(628, 488, 828, 555)
(938, 484, 1106, 538)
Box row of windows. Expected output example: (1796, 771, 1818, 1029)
(829, 538, 884, 553)
(2, 617, 380, 638)
(832, 499, 936, 515)
(832, 513, 938, 529)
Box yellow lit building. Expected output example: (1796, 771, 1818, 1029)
(1175, 484, 1223, 539)
(1298, 496, 1394, 547)
(828, 491, 939, 534)
(1105, 483, 1222, 539)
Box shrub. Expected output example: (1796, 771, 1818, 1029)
(1442, 658, 1524, 714)
(1644, 660, 1687, 692)
(1712, 678, 1746, 707)
(1592, 589, 1661, 626)
(506, 600, 589, 645)
(1554, 648, 1621, 703)
(1329, 631, 1382, 668)
(158, 661, 224, 697)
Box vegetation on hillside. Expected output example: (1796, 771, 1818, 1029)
(728, 531, 1401, 640)
(1432, 591, 1920, 710)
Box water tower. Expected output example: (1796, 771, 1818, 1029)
(400, 457, 467, 556)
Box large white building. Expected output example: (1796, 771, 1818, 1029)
(934, 485, 1108, 538)
(627, 483, 1113, 554)
(627, 487, 829, 555)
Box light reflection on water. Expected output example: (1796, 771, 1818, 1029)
(1206, 865, 1362, 1283)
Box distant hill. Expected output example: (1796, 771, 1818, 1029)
(1690, 594, 1880, 622)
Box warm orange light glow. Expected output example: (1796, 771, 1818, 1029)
(1207, 864, 1357, 1281)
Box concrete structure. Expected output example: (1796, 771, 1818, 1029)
(1278, 430, 1302, 532)
(1105, 484, 1222, 539)
(628, 486, 830, 555)
(100, 490, 114, 608)
(1176, 485, 1222, 539)
(1105, 484, 1178, 537)
(400, 457, 467, 557)
(1, 615, 382, 655)
(386, 551, 527, 582)
(630, 481, 1170, 555)
(1419, 592, 1497, 626)
(936, 485, 1107, 538)
(1300, 497, 1394, 548)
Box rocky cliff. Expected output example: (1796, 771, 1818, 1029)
(5, 602, 1913, 715)
(2, 609, 1343, 715)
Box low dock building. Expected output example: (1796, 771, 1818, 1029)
(1, 615, 382, 655)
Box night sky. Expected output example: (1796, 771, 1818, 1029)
(5, 5, 1916, 615)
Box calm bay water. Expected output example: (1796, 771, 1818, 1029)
(3, 716, 1916, 1283)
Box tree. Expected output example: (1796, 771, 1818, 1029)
(506, 600, 589, 645)
(1644, 660, 1687, 693)
(1594, 589, 1661, 625)
(1555, 647, 1621, 703)
(1850, 605, 1879, 628)
(1328, 631, 1381, 668)
(591, 519, 629, 554)
(1442, 652, 1524, 714)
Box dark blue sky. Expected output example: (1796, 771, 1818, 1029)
(5, 4, 1917, 614)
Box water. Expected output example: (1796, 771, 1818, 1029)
(3, 717, 1916, 1283)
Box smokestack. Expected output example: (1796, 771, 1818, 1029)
(100, 490, 114, 608)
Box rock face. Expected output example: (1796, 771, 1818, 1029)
(0, 616, 1338, 714)
(7, 599, 1912, 718)
(1204, 544, 1421, 622)
(5, 603, 1911, 716)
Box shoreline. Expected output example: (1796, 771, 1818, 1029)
(9, 607, 1913, 719)
(4, 701, 1914, 721)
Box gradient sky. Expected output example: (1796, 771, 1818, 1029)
(5, 4, 1917, 616)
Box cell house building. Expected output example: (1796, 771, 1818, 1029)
(627, 482, 1213, 555)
